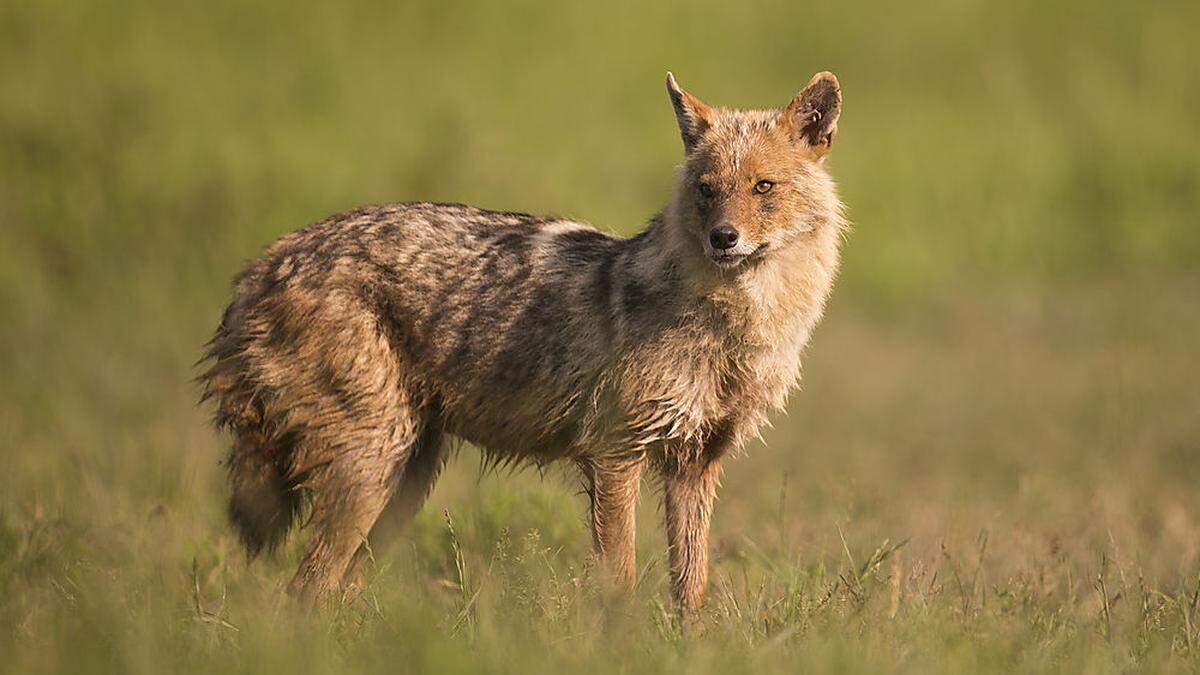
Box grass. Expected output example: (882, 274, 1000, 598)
(2, 0, 1199, 672)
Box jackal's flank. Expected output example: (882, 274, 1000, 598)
(200, 71, 847, 612)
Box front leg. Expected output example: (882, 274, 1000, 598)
(581, 455, 645, 590)
(662, 457, 722, 615)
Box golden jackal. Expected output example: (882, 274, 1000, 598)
(201, 71, 846, 613)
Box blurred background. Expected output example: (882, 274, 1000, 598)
(1, 1, 1198, 672)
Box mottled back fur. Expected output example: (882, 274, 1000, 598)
(201, 72, 847, 611)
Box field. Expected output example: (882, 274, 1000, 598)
(2, 1, 1199, 672)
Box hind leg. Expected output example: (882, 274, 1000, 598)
(288, 416, 429, 603)
(341, 426, 449, 591)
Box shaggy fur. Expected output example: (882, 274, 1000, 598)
(200, 72, 847, 612)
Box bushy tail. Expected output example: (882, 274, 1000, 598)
(199, 295, 304, 557)
(227, 428, 302, 557)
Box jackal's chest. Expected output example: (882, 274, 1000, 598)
(615, 321, 809, 456)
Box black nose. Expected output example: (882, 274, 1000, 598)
(709, 225, 739, 250)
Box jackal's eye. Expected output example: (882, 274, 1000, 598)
(754, 180, 775, 194)
(697, 182, 715, 199)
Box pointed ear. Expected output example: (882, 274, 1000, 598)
(781, 71, 842, 157)
(666, 72, 714, 152)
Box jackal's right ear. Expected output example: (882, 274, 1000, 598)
(666, 72, 714, 152)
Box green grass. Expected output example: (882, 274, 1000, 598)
(2, 1, 1199, 672)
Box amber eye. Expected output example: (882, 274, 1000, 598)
(754, 180, 774, 194)
(697, 182, 715, 199)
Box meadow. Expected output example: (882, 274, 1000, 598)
(2, 1, 1199, 672)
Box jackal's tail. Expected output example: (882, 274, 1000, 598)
(225, 427, 303, 556)
(199, 304, 304, 558)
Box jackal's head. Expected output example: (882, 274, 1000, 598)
(664, 72, 843, 272)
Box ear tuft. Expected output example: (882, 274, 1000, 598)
(665, 71, 680, 93)
(782, 71, 842, 157)
(666, 71, 714, 152)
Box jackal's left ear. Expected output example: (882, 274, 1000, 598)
(781, 71, 841, 158)
(666, 72, 714, 152)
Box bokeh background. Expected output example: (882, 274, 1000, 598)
(2, 1, 1198, 672)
